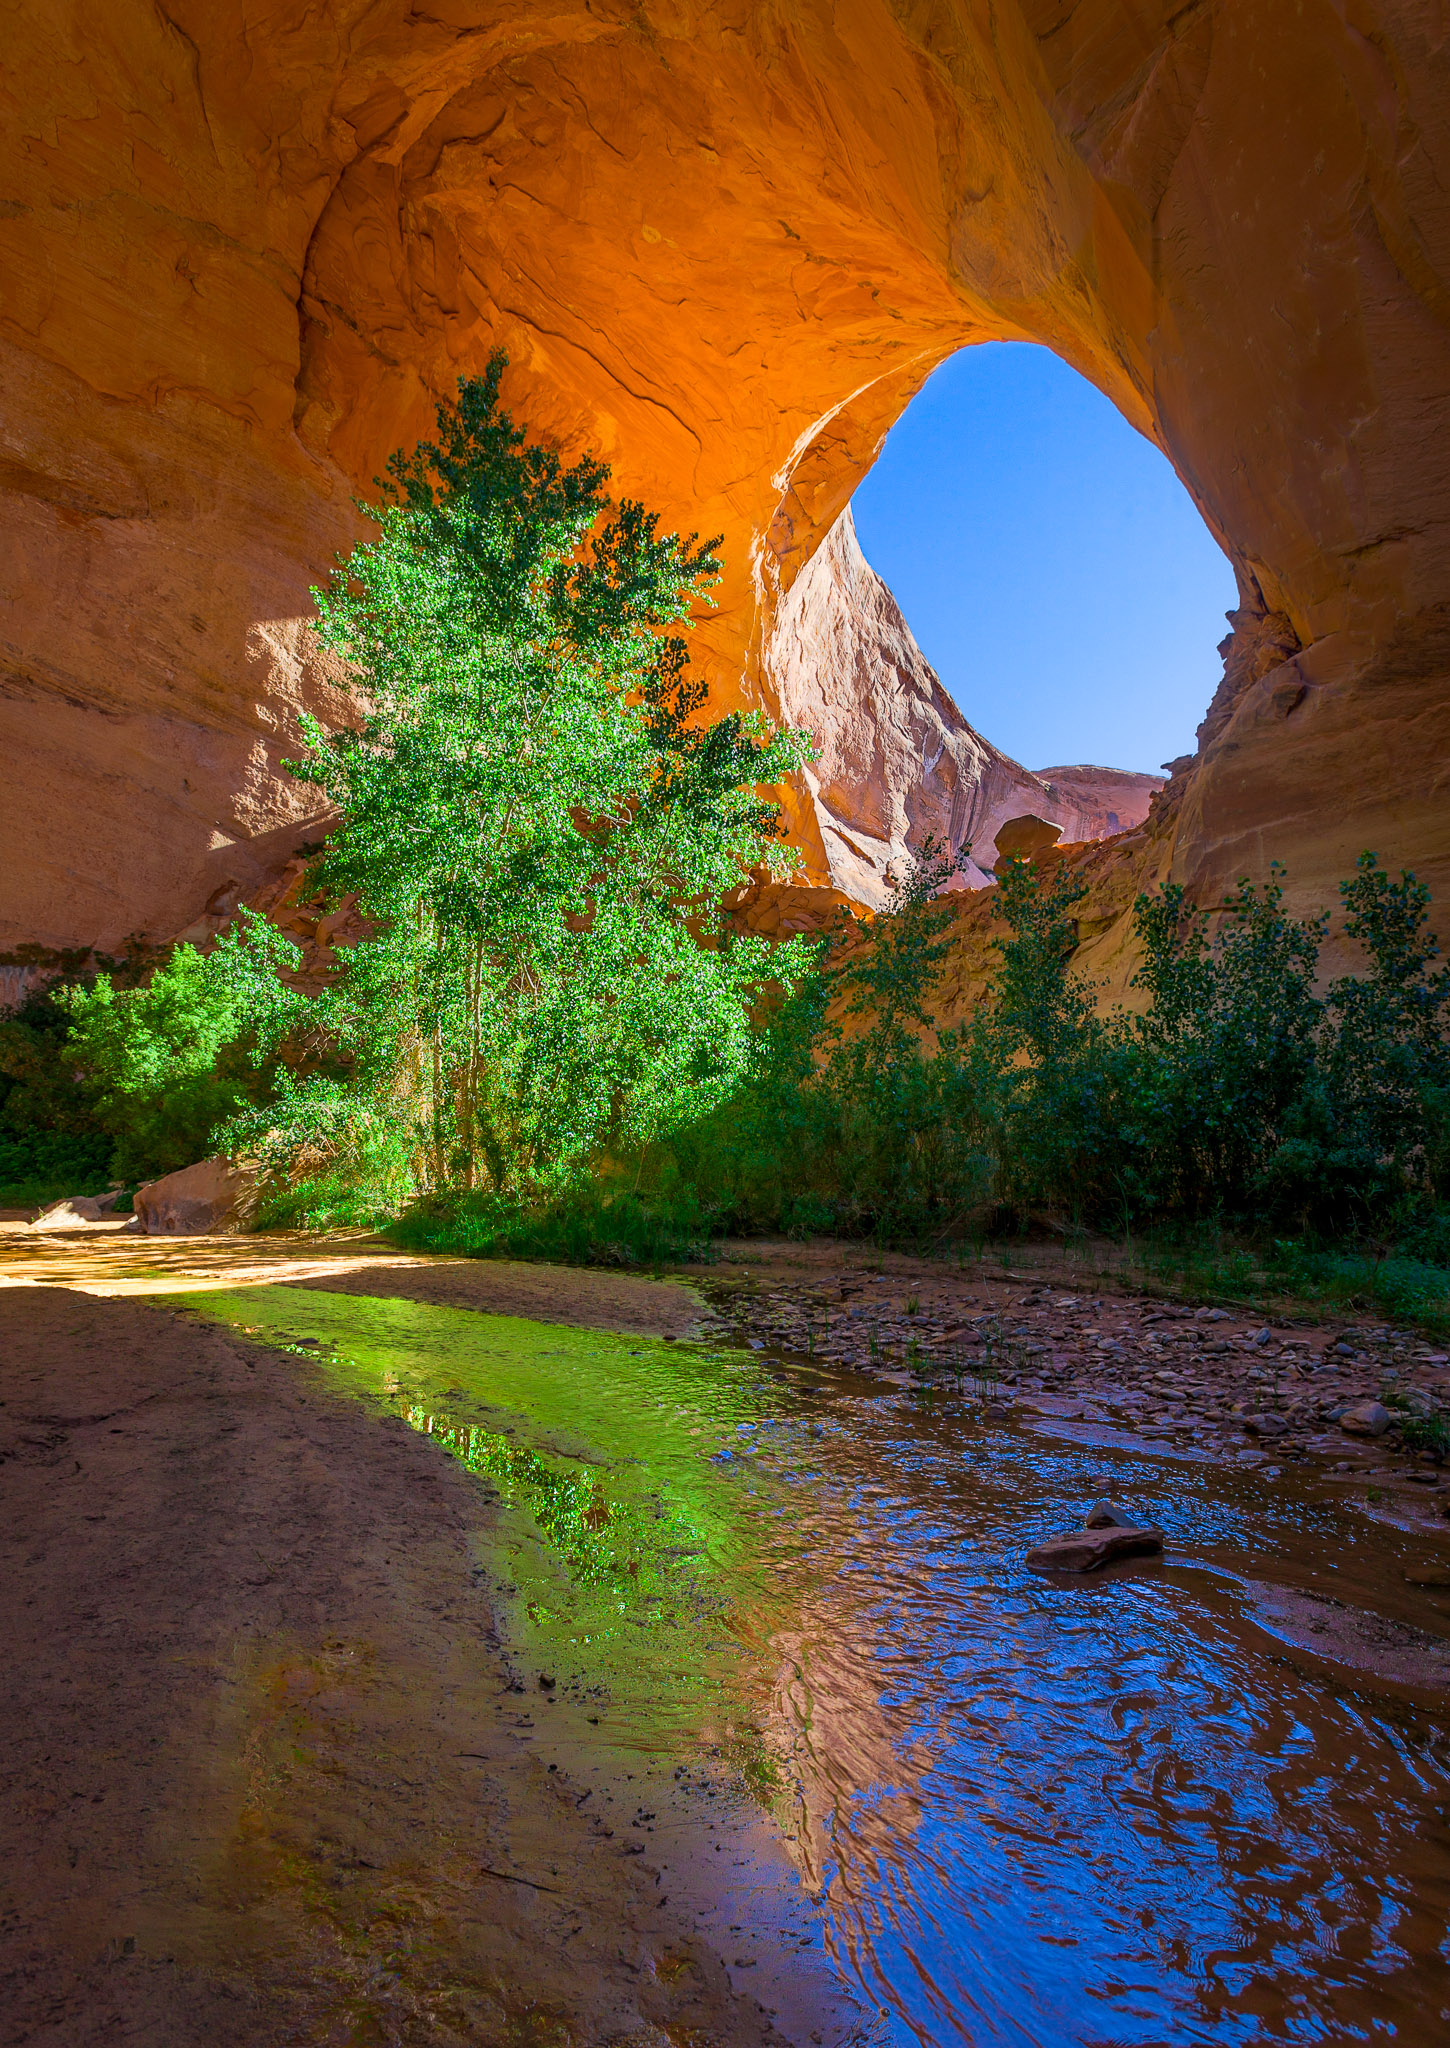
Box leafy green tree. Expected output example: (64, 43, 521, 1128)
(241, 355, 813, 1200)
(987, 854, 1094, 1067)
(0, 989, 113, 1199)
(1130, 867, 1327, 1214)
(966, 854, 1146, 1222)
(62, 914, 305, 1183)
(1326, 853, 1450, 1161)
(664, 843, 992, 1241)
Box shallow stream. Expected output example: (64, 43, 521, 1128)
(184, 1283, 1450, 2046)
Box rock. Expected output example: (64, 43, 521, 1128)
(1083, 1500, 1137, 1528)
(30, 1190, 122, 1229)
(1403, 1567, 1450, 1589)
(4, 6, 1449, 987)
(131, 1157, 257, 1237)
(1340, 1402, 1392, 1438)
(763, 515, 1146, 903)
(992, 814, 1063, 865)
(1025, 1524, 1164, 1574)
(1030, 767, 1162, 840)
(1244, 1413, 1289, 1439)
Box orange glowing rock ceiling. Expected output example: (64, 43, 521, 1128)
(2, 1, 1449, 974)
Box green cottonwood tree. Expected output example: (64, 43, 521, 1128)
(243, 356, 814, 1198)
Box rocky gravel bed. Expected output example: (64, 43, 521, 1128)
(693, 1254, 1450, 1507)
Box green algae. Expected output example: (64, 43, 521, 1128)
(178, 1285, 820, 1757)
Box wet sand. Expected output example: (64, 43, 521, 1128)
(0, 1217, 707, 1334)
(0, 1267, 795, 2047)
(6, 1224, 1450, 2044)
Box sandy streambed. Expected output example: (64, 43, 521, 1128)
(8, 1233, 1450, 2047)
(0, 1276, 847, 2047)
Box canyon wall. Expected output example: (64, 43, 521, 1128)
(766, 509, 1160, 902)
(3, 1, 1449, 963)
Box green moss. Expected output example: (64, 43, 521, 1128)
(178, 1285, 813, 1774)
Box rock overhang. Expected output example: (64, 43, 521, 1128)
(2, 0, 1448, 965)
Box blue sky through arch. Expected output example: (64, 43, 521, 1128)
(850, 342, 1238, 776)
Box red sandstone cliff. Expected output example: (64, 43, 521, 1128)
(764, 510, 1162, 901)
(2, 2, 1448, 968)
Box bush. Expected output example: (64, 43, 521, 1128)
(655, 844, 992, 1246)
(62, 914, 306, 1183)
(0, 989, 114, 1203)
(628, 846, 1450, 1262)
(388, 1187, 718, 1270)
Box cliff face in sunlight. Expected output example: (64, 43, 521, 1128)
(3, 2, 1449, 970)
(766, 510, 1161, 904)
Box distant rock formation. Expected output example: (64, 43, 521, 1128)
(763, 510, 1164, 902)
(1031, 767, 1163, 842)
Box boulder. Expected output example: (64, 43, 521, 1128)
(1083, 1500, 1138, 1529)
(1243, 1413, 1289, 1439)
(1340, 1402, 1391, 1438)
(1025, 1521, 1164, 1573)
(31, 1190, 123, 1229)
(993, 815, 1064, 864)
(131, 1158, 257, 1237)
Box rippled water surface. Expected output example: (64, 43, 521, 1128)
(185, 1284, 1450, 2045)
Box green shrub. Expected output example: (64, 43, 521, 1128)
(62, 914, 305, 1183)
(657, 843, 992, 1246)
(0, 989, 114, 1202)
(1398, 1407, 1450, 1461)
(388, 1187, 717, 1269)
(628, 846, 1450, 1263)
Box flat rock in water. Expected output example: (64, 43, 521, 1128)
(1025, 1524, 1164, 1573)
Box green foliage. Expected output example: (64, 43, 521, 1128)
(655, 844, 992, 1244)
(1129, 868, 1326, 1213)
(388, 1186, 717, 1270)
(0, 989, 115, 1202)
(62, 914, 305, 1182)
(1263, 1240, 1450, 1328)
(988, 854, 1095, 1066)
(1128, 854, 1450, 1227)
(961, 855, 1137, 1223)
(1396, 1406, 1450, 1461)
(248, 354, 814, 1205)
(641, 845, 1450, 1266)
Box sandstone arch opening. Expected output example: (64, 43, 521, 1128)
(855, 343, 1237, 780)
(763, 340, 1240, 905)
(2, 2, 1447, 965)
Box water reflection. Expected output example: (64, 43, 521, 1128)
(183, 1285, 1450, 2045)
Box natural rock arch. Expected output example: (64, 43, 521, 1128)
(4, 1, 1449, 962)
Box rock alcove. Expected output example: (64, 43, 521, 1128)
(3, 1, 1448, 975)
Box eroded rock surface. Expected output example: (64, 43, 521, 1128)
(132, 1157, 258, 1237)
(766, 510, 1160, 899)
(3, 2, 1448, 960)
